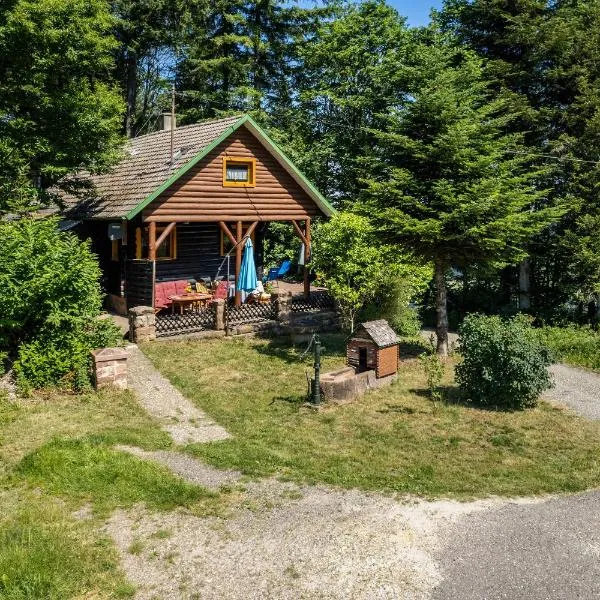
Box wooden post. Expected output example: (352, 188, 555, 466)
(155, 222, 175, 251)
(148, 221, 156, 260)
(235, 221, 243, 306)
(304, 217, 311, 299)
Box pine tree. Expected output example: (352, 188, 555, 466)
(176, 0, 326, 122)
(281, 0, 411, 204)
(112, 0, 186, 136)
(362, 42, 561, 355)
(439, 0, 600, 321)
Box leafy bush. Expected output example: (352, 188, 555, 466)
(419, 339, 445, 403)
(456, 314, 553, 409)
(312, 213, 430, 332)
(535, 326, 600, 371)
(0, 218, 122, 391)
(361, 273, 426, 336)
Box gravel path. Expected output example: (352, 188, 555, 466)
(126, 345, 230, 444)
(543, 363, 600, 420)
(433, 489, 600, 600)
(106, 482, 512, 600)
(115, 445, 241, 490)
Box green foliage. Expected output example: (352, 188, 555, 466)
(439, 0, 600, 323)
(360, 269, 429, 336)
(0, 0, 124, 213)
(281, 0, 410, 204)
(176, 0, 329, 123)
(0, 492, 135, 599)
(536, 326, 600, 372)
(419, 339, 445, 403)
(362, 40, 562, 351)
(456, 314, 553, 409)
(0, 218, 122, 391)
(311, 213, 428, 332)
(263, 221, 299, 267)
(15, 438, 213, 516)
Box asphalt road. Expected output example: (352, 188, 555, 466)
(433, 490, 600, 600)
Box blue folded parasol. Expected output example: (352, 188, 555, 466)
(236, 238, 258, 292)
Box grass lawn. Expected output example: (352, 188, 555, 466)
(142, 334, 600, 499)
(0, 388, 222, 599)
(537, 325, 600, 371)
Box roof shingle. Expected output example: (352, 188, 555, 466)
(60, 115, 242, 220)
(354, 320, 400, 348)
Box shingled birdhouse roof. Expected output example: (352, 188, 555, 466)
(352, 320, 399, 348)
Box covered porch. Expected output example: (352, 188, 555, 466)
(123, 217, 334, 337)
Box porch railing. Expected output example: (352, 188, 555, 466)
(156, 307, 215, 337)
(225, 300, 276, 327)
(291, 291, 335, 313)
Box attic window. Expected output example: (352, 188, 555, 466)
(223, 157, 256, 187)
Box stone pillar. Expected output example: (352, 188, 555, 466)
(128, 306, 156, 343)
(272, 290, 292, 325)
(213, 299, 225, 330)
(91, 347, 128, 390)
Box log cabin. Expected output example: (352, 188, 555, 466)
(59, 114, 334, 317)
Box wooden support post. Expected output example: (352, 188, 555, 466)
(155, 222, 175, 251)
(148, 221, 156, 261)
(304, 217, 311, 299)
(291, 219, 308, 247)
(235, 221, 243, 306)
(219, 221, 237, 247)
(245, 221, 259, 240)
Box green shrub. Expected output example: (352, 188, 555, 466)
(419, 339, 445, 403)
(0, 218, 122, 391)
(361, 275, 424, 336)
(312, 213, 430, 332)
(535, 326, 600, 371)
(456, 314, 553, 409)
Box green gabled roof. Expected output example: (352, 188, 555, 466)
(126, 114, 335, 220)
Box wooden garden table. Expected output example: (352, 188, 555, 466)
(169, 293, 213, 315)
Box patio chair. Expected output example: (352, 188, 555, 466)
(210, 280, 229, 303)
(264, 259, 291, 283)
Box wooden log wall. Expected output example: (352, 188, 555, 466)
(143, 125, 320, 223)
(125, 260, 154, 308)
(155, 222, 240, 282)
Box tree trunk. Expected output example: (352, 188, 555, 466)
(125, 51, 137, 138)
(435, 258, 449, 357)
(518, 257, 531, 310)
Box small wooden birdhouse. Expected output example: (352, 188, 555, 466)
(347, 320, 400, 379)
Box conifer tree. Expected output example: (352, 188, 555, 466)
(439, 0, 600, 320)
(363, 42, 561, 355)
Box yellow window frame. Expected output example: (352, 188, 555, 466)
(222, 156, 256, 187)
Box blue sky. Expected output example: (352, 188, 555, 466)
(388, 0, 444, 27)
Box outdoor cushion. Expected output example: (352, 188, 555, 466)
(154, 282, 172, 309)
(163, 281, 177, 297)
(212, 280, 229, 300)
(174, 280, 188, 295)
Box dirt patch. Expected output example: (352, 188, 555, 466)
(106, 480, 529, 600)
